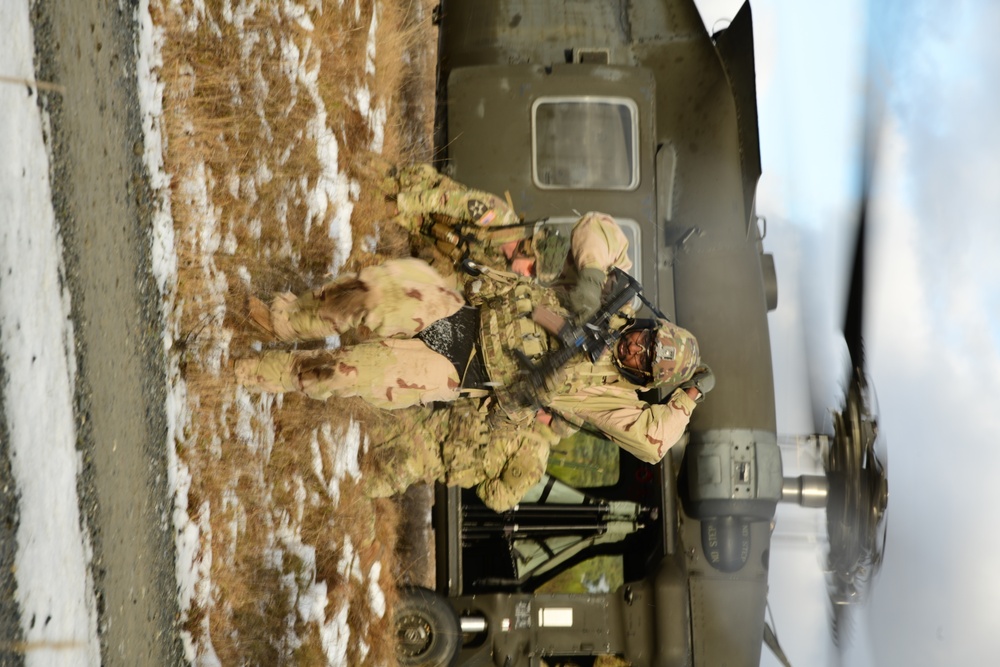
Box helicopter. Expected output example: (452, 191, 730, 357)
(391, 1, 888, 666)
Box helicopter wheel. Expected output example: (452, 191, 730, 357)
(394, 586, 461, 667)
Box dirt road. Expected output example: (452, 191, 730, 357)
(31, 1, 182, 664)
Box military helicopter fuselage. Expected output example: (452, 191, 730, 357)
(427, 2, 784, 665)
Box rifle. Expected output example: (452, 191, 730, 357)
(419, 220, 484, 275)
(508, 267, 643, 406)
(418, 217, 550, 277)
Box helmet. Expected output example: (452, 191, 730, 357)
(613, 318, 700, 388)
(650, 319, 700, 388)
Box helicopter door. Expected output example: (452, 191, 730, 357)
(461, 473, 662, 592)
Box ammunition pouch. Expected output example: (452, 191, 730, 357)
(476, 281, 566, 413)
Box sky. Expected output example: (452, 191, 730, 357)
(695, 1, 1000, 666)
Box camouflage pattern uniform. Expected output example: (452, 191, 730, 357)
(238, 258, 466, 408)
(237, 216, 699, 463)
(360, 398, 557, 512)
(376, 162, 541, 274)
(234, 259, 558, 510)
(470, 268, 699, 464)
(461, 208, 699, 464)
(542, 341, 698, 464)
(389, 163, 519, 230)
(236, 166, 701, 505)
(382, 163, 634, 286)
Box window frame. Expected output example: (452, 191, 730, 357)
(530, 95, 641, 191)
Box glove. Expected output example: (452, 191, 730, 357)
(568, 267, 606, 319)
(679, 364, 715, 403)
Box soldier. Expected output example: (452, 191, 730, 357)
(358, 397, 556, 513)
(381, 161, 528, 255)
(237, 256, 560, 511)
(237, 165, 714, 506)
(373, 161, 542, 277)
(236, 251, 709, 464)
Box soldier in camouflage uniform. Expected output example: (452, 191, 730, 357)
(384, 162, 527, 250)
(359, 397, 556, 512)
(376, 162, 542, 276)
(242, 258, 467, 408)
(237, 165, 711, 506)
(236, 256, 562, 511)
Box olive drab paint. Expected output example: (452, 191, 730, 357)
(429, 2, 785, 667)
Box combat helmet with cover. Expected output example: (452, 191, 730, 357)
(650, 319, 700, 388)
(614, 318, 700, 389)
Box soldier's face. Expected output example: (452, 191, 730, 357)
(616, 327, 654, 376)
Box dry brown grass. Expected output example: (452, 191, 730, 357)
(153, 0, 437, 663)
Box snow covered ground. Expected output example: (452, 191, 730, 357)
(138, 0, 393, 663)
(0, 2, 101, 664)
(2, 0, 395, 664)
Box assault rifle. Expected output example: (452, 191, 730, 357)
(508, 267, 643, 407)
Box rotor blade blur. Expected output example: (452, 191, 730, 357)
(842, 15, 888, 374)
(794, 221, 846, 437)
(842, 203, 867, 372)
(841, 75, 878, 374)
(763, 622, 793, 667)
(844, 213, 867, 372)
(827, 3, 893, 658)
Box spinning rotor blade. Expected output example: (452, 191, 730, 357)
(842, 194, 868, 375)
(821, 10, 891, 656)
(799, 254, 837, 437)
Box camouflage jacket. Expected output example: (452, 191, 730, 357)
(470, 213, 698, 464)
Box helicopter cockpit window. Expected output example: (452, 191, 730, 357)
(532, 97, 639, 190)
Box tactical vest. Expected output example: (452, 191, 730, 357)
(472, 278, 567, 410)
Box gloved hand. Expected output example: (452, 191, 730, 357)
(568, 267, 607, 319)
(679, 364, 715, 403)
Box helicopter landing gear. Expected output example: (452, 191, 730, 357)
(395, 586, 460, 667)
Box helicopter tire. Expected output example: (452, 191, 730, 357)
(394, 586, 461, 667)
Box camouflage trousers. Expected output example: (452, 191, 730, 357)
(236, 258, 466, 409)
(235, 341, 463, 409)
(234, 254, 560, 509)
(361, 397, 558, 512)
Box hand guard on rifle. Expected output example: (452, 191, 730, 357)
(569, 267, 607, 319)
(679, 364, 715, 403)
